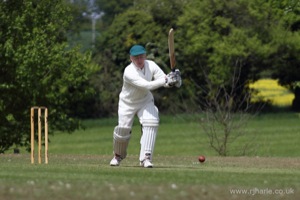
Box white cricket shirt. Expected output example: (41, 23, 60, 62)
(119, 60, 166, 104)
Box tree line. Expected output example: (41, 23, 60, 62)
(1, 0, 299, 153)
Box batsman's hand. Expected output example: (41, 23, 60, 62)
(165, 72, 176, 87)
(165, 69, 181, 88)
(174, 69, 182, 88)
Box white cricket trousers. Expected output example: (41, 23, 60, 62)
(117, 98, 159, 161)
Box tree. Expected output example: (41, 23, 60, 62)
(175, 0, 292, 155)
(92, 0, 190, 115)
(177, 0, 298, 109)
(92, 10, 167, 116)
(95, 0, 133, 29)
(132, 0, 186, 29)
(268, 0, 300, 111)
(0, 0, 97, 153)
(91, 0, 300, 117)
(199, 65, 260, 156)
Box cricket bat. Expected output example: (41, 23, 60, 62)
(168, 28, 176, 72)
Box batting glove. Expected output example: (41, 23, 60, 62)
(165, 72, 177, 87)
(174, 69, 182, 88)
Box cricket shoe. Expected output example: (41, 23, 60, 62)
(140, 155, 153, 168)
(110, 154, 122, 166)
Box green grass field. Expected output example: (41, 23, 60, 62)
(1, 113, 300, 200)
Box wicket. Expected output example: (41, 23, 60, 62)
(30, 107, 48, 164)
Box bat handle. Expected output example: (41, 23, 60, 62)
(171, 68, 175, 72)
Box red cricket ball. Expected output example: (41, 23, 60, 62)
(198, 155, 205, 163)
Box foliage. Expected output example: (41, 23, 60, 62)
(96, 10, 163, 68)
(132, 0, 186, 29)
(0, 0, 98, 153)
(92, 10, 168, 116)
(67, 0, 300, 116)
(91, 0, 193, 115)
(172, 0, 300, 155)
(1, 0, 299, 152)
(176, 0, 280, 103)
(67, 0, 89, 33)
(199, 65, 260, 156)
(95, 0, 134, 28)
(264, 0, 300, 110)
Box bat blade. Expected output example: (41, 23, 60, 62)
(168, 28, 176, 71)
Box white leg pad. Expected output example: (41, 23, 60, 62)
(139, 126, 158, 161)
(113, 126, 131, 159)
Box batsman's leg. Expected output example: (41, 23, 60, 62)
(110, 126, 131, 166)
(111, 99, 136, 166)
(140, 126, 158, 168)
(138, 104, 159, 168)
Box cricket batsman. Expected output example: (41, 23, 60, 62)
(110, 44, 181, 168)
